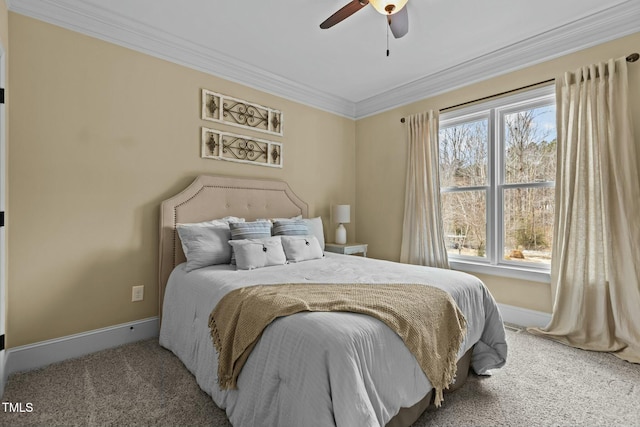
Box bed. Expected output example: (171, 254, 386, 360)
(158, 175, 507, 427)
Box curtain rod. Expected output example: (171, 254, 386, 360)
(400, 52, 639, 123)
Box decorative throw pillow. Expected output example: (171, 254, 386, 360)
(302, 217, 325, 250)
(229, 220, 272, 239)
(177, 223, 233, 272)
(281, 235, 324, 263)
(228, 237, 287, 270)
(229, 221, 273, 264)
(272, 219, 309, 236)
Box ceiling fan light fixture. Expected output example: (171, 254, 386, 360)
(369, 0, 408, 15)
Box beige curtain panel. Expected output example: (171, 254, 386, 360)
(529, 57, 640, 363)
(400, 111, 450, 269)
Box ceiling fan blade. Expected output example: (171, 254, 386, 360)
(320, 0, 369, 29)
(388, 5, 408, 38)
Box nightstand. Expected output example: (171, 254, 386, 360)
(324, 242, 368, 257)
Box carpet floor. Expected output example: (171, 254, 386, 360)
(0, 327, 638, 426)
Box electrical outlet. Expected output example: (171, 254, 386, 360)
(132, 285, 144, 302)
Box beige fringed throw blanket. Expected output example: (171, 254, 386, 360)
(209, 283, 467, 406)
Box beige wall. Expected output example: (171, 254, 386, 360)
(7, 14, 356, 347)
(356, 32, 640, 314)
(7, 10, 640, 346)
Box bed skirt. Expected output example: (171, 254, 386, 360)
(386, 346, 473, 427)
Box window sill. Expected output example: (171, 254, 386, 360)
(449, 259, 551, 283)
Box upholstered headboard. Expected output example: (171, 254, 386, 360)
(158, 175, 308, 316)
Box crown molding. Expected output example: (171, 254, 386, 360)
(7, 0, 357, 118)
(7, 0, 640, 120)
(355, 0, 640, 118)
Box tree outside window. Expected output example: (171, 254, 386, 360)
(439, 88, 556, 271)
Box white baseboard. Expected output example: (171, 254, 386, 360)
(4, 317, 159, 378)
(498, 303, 551, 328)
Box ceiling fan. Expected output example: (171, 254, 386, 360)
(319, 0, 409, 39)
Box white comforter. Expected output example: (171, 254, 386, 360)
(159, 253, 507, 427)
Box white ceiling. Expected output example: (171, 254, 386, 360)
(7, 0, 640, 118)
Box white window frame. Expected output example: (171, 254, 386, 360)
(439, 85, 555, 283)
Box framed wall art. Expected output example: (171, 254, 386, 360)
(201, 127, 283, 168)
(201, 89, 283, 136)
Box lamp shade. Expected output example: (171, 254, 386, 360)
(369, 0, 408, 15)
(332, 205, 351, 224)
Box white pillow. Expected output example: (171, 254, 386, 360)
(303, 217, 325, 250)
(228, 237, 287, 270)
(177, 223, 232, 272)
(178, 216, 245, 228)
(229, 221, 274, 265)
(270, 215, 303, 221)
(281, 235, 324, 263)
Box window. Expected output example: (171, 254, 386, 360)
(439, 86, 556, 281)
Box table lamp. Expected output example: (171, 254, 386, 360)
(332, 204, 350, 244)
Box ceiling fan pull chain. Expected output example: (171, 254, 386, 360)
(386, 16, 390, 57)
